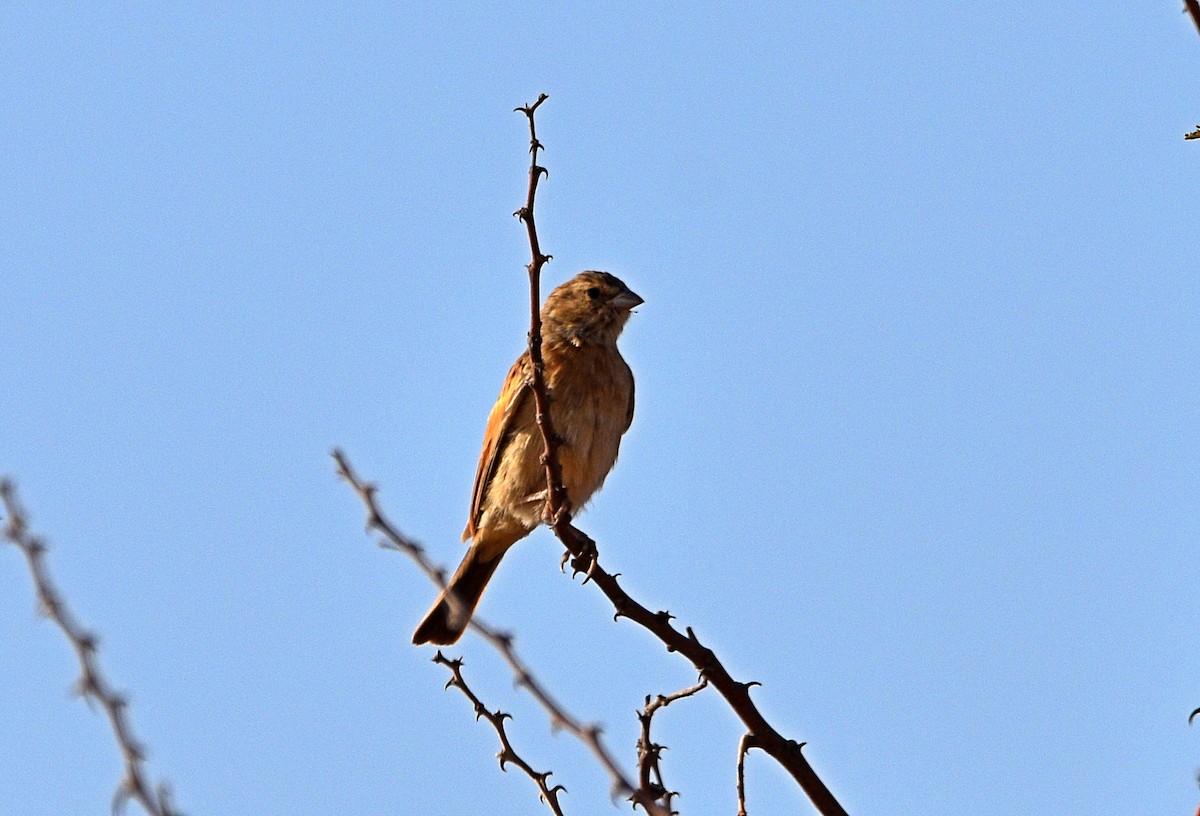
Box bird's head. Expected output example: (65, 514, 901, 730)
(542, 270, 643, 347)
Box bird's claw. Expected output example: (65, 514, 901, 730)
(563, 526, 598, 579)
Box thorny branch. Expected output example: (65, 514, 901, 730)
(340, 94, 847, 815)
(512, 99, 850, 816)
(0, 479, 181, 816)
(636, 677, 709, 814)
(433, 652, 566, 816)
(512, 93, 574, 535)
(331, 450, 459, 608)
(333, 451, 668, 816)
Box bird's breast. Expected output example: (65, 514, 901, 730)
(545, 343, 633, 508)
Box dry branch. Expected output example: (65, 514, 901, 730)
(512, 93, 573, 534)
(339, 94, 849, 816)
(636, 677, 709, 813)
(736, 733, 758, 816)
(1, 479, 181, 816)
(433, 651, 566, 815)
(333, 451, 668, 816)
(511, 98, 849, 816)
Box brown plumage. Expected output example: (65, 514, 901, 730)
(412, 271, 642, 645)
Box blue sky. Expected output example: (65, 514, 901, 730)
(3, 3, 1199, 814)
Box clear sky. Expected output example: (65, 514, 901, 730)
(3, 4, 1199, 815)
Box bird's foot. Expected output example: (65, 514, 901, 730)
(559, 525, 598, 579)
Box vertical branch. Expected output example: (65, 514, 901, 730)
(1, 479, 180, 816)
(512, 94, 572, 527)
(506, 98, 847, 815)
(736, 733, 758, 816)
(508, 96, 669, 816)
(636, 677, 709, 813)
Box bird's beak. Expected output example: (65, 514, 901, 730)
(610, 289, 644, 310)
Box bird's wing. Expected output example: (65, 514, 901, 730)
(462, 352, 533, 542)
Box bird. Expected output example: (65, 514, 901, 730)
(412, 270, 643, 645)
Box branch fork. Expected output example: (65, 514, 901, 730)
(337, 93, 848, 816)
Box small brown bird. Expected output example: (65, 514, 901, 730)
(412, 271, 642, 645)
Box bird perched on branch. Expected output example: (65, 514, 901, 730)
(413, 270, 643, 645)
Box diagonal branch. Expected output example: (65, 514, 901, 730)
(1184, 3, 1200, 139)
(548, 491, 845, 814)
(1186, 0, 1200, 36)
(511, 98, 849, 816)
(433, 652, 566, 815)
(333, 451, 669, 816)
(1, 479, 182, 816)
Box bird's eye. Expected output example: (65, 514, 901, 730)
(586, 286, 602, 300)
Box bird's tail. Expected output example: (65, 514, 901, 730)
(412, 546, 504, 645)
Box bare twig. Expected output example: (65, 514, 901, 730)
(1185, 126, 1200, 141)
(332, 450, 454, 593)
(636, 676, 709, 813)
(736, 733, 758, 816)
(512, 93, 575, 535)
(333, 451, 668, 816)
(547, 494, 844, 814)
(433, 652, 566, 815)
(511, 99, 849, 816)
(0, 479, 181, 816)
